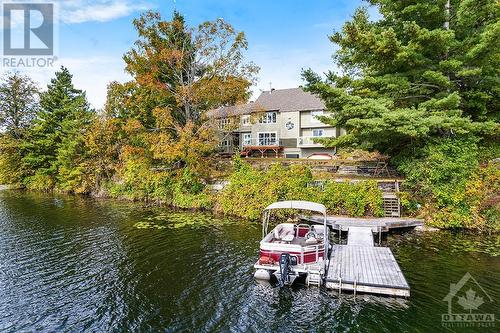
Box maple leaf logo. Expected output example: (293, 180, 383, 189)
(457, 289, 484, 312)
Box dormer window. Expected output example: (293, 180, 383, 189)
(259, 112, 277, 124)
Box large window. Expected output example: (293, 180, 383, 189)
(312, 129, 324, 137)
(311, 110, 324, 123)
(258, 132, 277, 146)
(259, 112, 277, 124)
(218, 118, 231, 129)
(242, 133, 251, 146)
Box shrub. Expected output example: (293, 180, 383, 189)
(216, 158, 316, 219)
(0, 136, 25, 187)
(109, 149, 174, 202)
(320, 180, 384, 217)
(23, 172, 55, 192)
(217, 157, 384, 219)
(395, 137, 500, 231)
(464, 162, 500, 231)
(171, 169, 213, 209)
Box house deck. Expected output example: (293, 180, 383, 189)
(241, 145, 283, 158)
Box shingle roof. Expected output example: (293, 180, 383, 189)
(254, 87, 325, 112)
(207, 87, 324, 118)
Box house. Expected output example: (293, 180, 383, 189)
(208, 87, 344, 158)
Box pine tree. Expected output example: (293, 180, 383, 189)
(303, 0, 499, 154)
(22, 67, 94, 190)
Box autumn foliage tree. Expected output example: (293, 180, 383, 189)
(0, 73, 39, 185)
(106, 11, 258, 180)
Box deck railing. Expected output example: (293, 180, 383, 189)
(242, 137, 280, 147)
(297, 136, 327, 147)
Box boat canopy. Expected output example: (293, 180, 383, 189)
(261, 200, 330, 261)
(264, 200, 326, 216)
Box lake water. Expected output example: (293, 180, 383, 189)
(0, 190, 498, 332)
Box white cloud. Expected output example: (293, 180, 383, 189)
(59, 0, 154, 24)
(1, 56, 130, 109)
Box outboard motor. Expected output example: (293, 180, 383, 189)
(279, 253, 291, 286)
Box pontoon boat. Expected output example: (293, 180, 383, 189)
(253, 200, 330, 286)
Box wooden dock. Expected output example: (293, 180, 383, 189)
(324, 227, 410, 297)
(346, 227, 374, 246)
(302, 215, 424, 232)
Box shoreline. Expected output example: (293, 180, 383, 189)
(3, 186, 497, 234)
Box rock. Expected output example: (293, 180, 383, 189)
(415, 225, 440, 232)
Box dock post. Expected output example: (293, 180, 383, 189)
(338, 224, 341, 244)
(353, 264, 358, 300)
(338, 260, 342, 296)
(378, 225, 382, 246)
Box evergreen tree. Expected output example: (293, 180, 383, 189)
(22, 67, 93, 190)
(303, 0, 499, 153)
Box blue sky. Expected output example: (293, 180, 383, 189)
(2, 0, 377, 108)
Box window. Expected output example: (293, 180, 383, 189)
(241, 115, 250, 126)
(311, 110, 324, 123)
(242, 133, 251, 146)
(218, 118, 231, 129)
(258, 132, 277, 146)
(285, 154, 300, 159)
(312, 129, 324, 137)
(218, 139, 230, 147)
(259, 112, 277, 124)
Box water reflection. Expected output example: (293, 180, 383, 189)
(0, 190, 498, 332)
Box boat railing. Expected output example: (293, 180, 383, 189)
(301, 243, 324, 263)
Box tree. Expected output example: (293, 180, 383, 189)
(0, 72, 39, 139)
(108, 11, 258, 179)
(123, 11, 258, 126)
(81, 116, 122, 194)
(21, 67, 94, 190)
(303, 0, 499, 154)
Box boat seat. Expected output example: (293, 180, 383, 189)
(274, 227, 295, 241)
(305, 237, 318, 245)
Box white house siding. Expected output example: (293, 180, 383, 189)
(280, 111, 301, 140)
(300, 110, 330, 128)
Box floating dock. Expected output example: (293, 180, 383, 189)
(303, 215, 424, 232)
(324, 225, 410, 297)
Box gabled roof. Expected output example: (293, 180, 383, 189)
(207, 87, 325, 119)
(255, 87, 325, 112)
